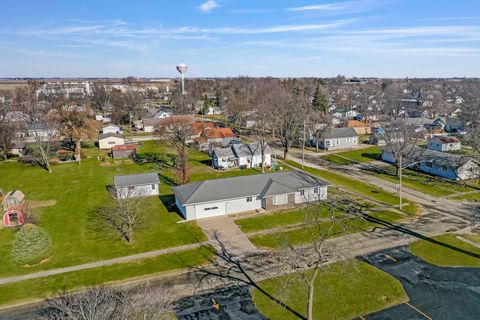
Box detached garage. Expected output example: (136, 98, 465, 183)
(172, 171, 328, 220)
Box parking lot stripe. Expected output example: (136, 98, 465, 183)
(406, 302, 433, 320)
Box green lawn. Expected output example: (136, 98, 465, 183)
(410, 233, 480, 267)
(362, 164, 479, 198)
(328, 146, 381, 163)
(249, 210, 408, 248)
(322, 154, 355, 165)
(253, 260, 407, 320)
(0, 245, 214, 307)
(451, 192, 480, 202)
(0, 140, 262, 278)
(283, 160, 416, 215)
(235, 209, 307, 233)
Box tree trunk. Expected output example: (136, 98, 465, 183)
(307, 268, 319, 320)
(75, 139, 82, 163)
(3, 154, 7, 162)
(315, 140, 319, 152)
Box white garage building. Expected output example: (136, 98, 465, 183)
(172, 171, 329, 220)
(114, 172, 160, 199)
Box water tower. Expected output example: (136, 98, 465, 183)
(176, 62, 188, 95)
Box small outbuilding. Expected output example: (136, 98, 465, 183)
(427, 136, 461, 152)
(3, 209, 24, 227)
(112, 145, 137, 159)
(102, 124, 122, 134)
(113, 172, 160, 199)
(2, 190, 25, 209)
(98, 133, 125, 150)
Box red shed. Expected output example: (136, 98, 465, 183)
(112, 144, 137, 159)
(3, 209, 24, 227)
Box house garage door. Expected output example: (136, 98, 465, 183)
(195, 202, 226, 219)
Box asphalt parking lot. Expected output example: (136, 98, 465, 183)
(361, 246, 480, 320)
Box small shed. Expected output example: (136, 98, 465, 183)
(3, 209, 24, 227)
(2, 190, 25, 210)
(114, 172, 160, 199)
(112, 145, 137, 159)
(98, 133, 126, 150)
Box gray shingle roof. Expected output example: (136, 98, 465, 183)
(248, 142, 271, 156)
(212, 147, 236, 159)
(323, 127, 358, 139)
(231, 142, 252, 157)
(114, 172, 160, 188)
(99, 133, 124, 140)
(172, 171, 329, 205)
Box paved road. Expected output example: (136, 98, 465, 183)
(363, 246, 480, 320)
(0, 242, 206, 286)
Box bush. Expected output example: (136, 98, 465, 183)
(11, 224, 52, 265)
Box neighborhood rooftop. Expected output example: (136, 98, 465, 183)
(99, 132, 124, 139)
(114, 172, 160, 188)
(323, 127, 358, 139)
(172, 171, 329, 205)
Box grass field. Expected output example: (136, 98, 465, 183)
(410, 233, 480, 267)
(324, 146, 381, 163)
(253, 260, 408, 320)
(0, 245, 214, 307)
(283, 160, 418, 215)
(248, 210, 408, 248)
(363, 165, 480, 198)
(451, 192, 480, 201)
(0, 140, 261, 278)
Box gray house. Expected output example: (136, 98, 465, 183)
(212, 142, 272, 170)
(172, 171, 329, 220)
(381, 145, 479, 181)
(114, 172, 160, 199)
(311, 127, 359, 150)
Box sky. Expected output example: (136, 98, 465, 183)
(1, 0, 480, 78)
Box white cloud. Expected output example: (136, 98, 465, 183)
(286, 0, 389, 13)
(198, 0, 220, 13)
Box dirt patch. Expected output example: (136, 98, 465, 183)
(22, 257, 51, 268)
(100, 162, 113, 167)
(26, 199, 57, 209)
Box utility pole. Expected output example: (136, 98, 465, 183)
(302, 119, 306, 168)
(399, 154, 403, 209)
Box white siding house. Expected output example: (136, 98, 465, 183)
(172, 171, 329, 220)
(98, 133, 125, 149)
(212, 142, 272, 170)
(381, 145, 479, 181)
(311, 127, 359, 150)
(114, 172, 160, 199)
(427, 137, 461, 152)
(102, 124, 122, 134)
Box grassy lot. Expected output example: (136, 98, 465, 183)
(0, 140, 261, 278)
(325, 146, 381, 163)
(363, 165, 479, 198)
(0, 245, 214, 307)
(321, 154, 355, 165)
(451, 192, 480, 202)
(253, 260, 407, 320)
(410, 233, 480, 267)
(249, 210, 408, 248)
(283, 159, 417, 215)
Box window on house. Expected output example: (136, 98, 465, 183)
(128, 186, 135, 190)
(108, 141, 115, 144)
(426, 162, 433, 168)
(442, 165, 448, 171)
(151, 184, 155, 190)
(300, 190, 305, 196)
(273, 195, 288, 205)
(246, 197, 252, 202)
(314, 187, 320, 194)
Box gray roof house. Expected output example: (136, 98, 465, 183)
(212, 141, 272, 170)
(172, 171, 329, 220)
(311, 127, 359, 150)
(381, 145, 479, 181)
(113, 172, 160, 199)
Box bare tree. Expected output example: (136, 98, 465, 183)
(15, 82, 58, 173)
(157, 115, 195, 184)
(0, 96, 15, 161)
(99, 188, 147, 243)
(55, 103, 97, 162)
(122, 77, 145, 128)
(276, 83, 307, 160)
(90, 84, 112, 115)
(195, 196, 365, 320)
(41, 284, 176, 320)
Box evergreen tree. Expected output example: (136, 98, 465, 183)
(312, 83, 328, 114)
(12, 224, 52, 265)
(203, 93, 210, 115)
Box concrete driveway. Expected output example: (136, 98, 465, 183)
(197, 215, 258, 257)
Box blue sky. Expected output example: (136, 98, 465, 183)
(1, 0, 480, 78)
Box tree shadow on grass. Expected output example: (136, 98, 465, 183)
(360, 152, 381, 161)
(363, 213, 480, 260)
